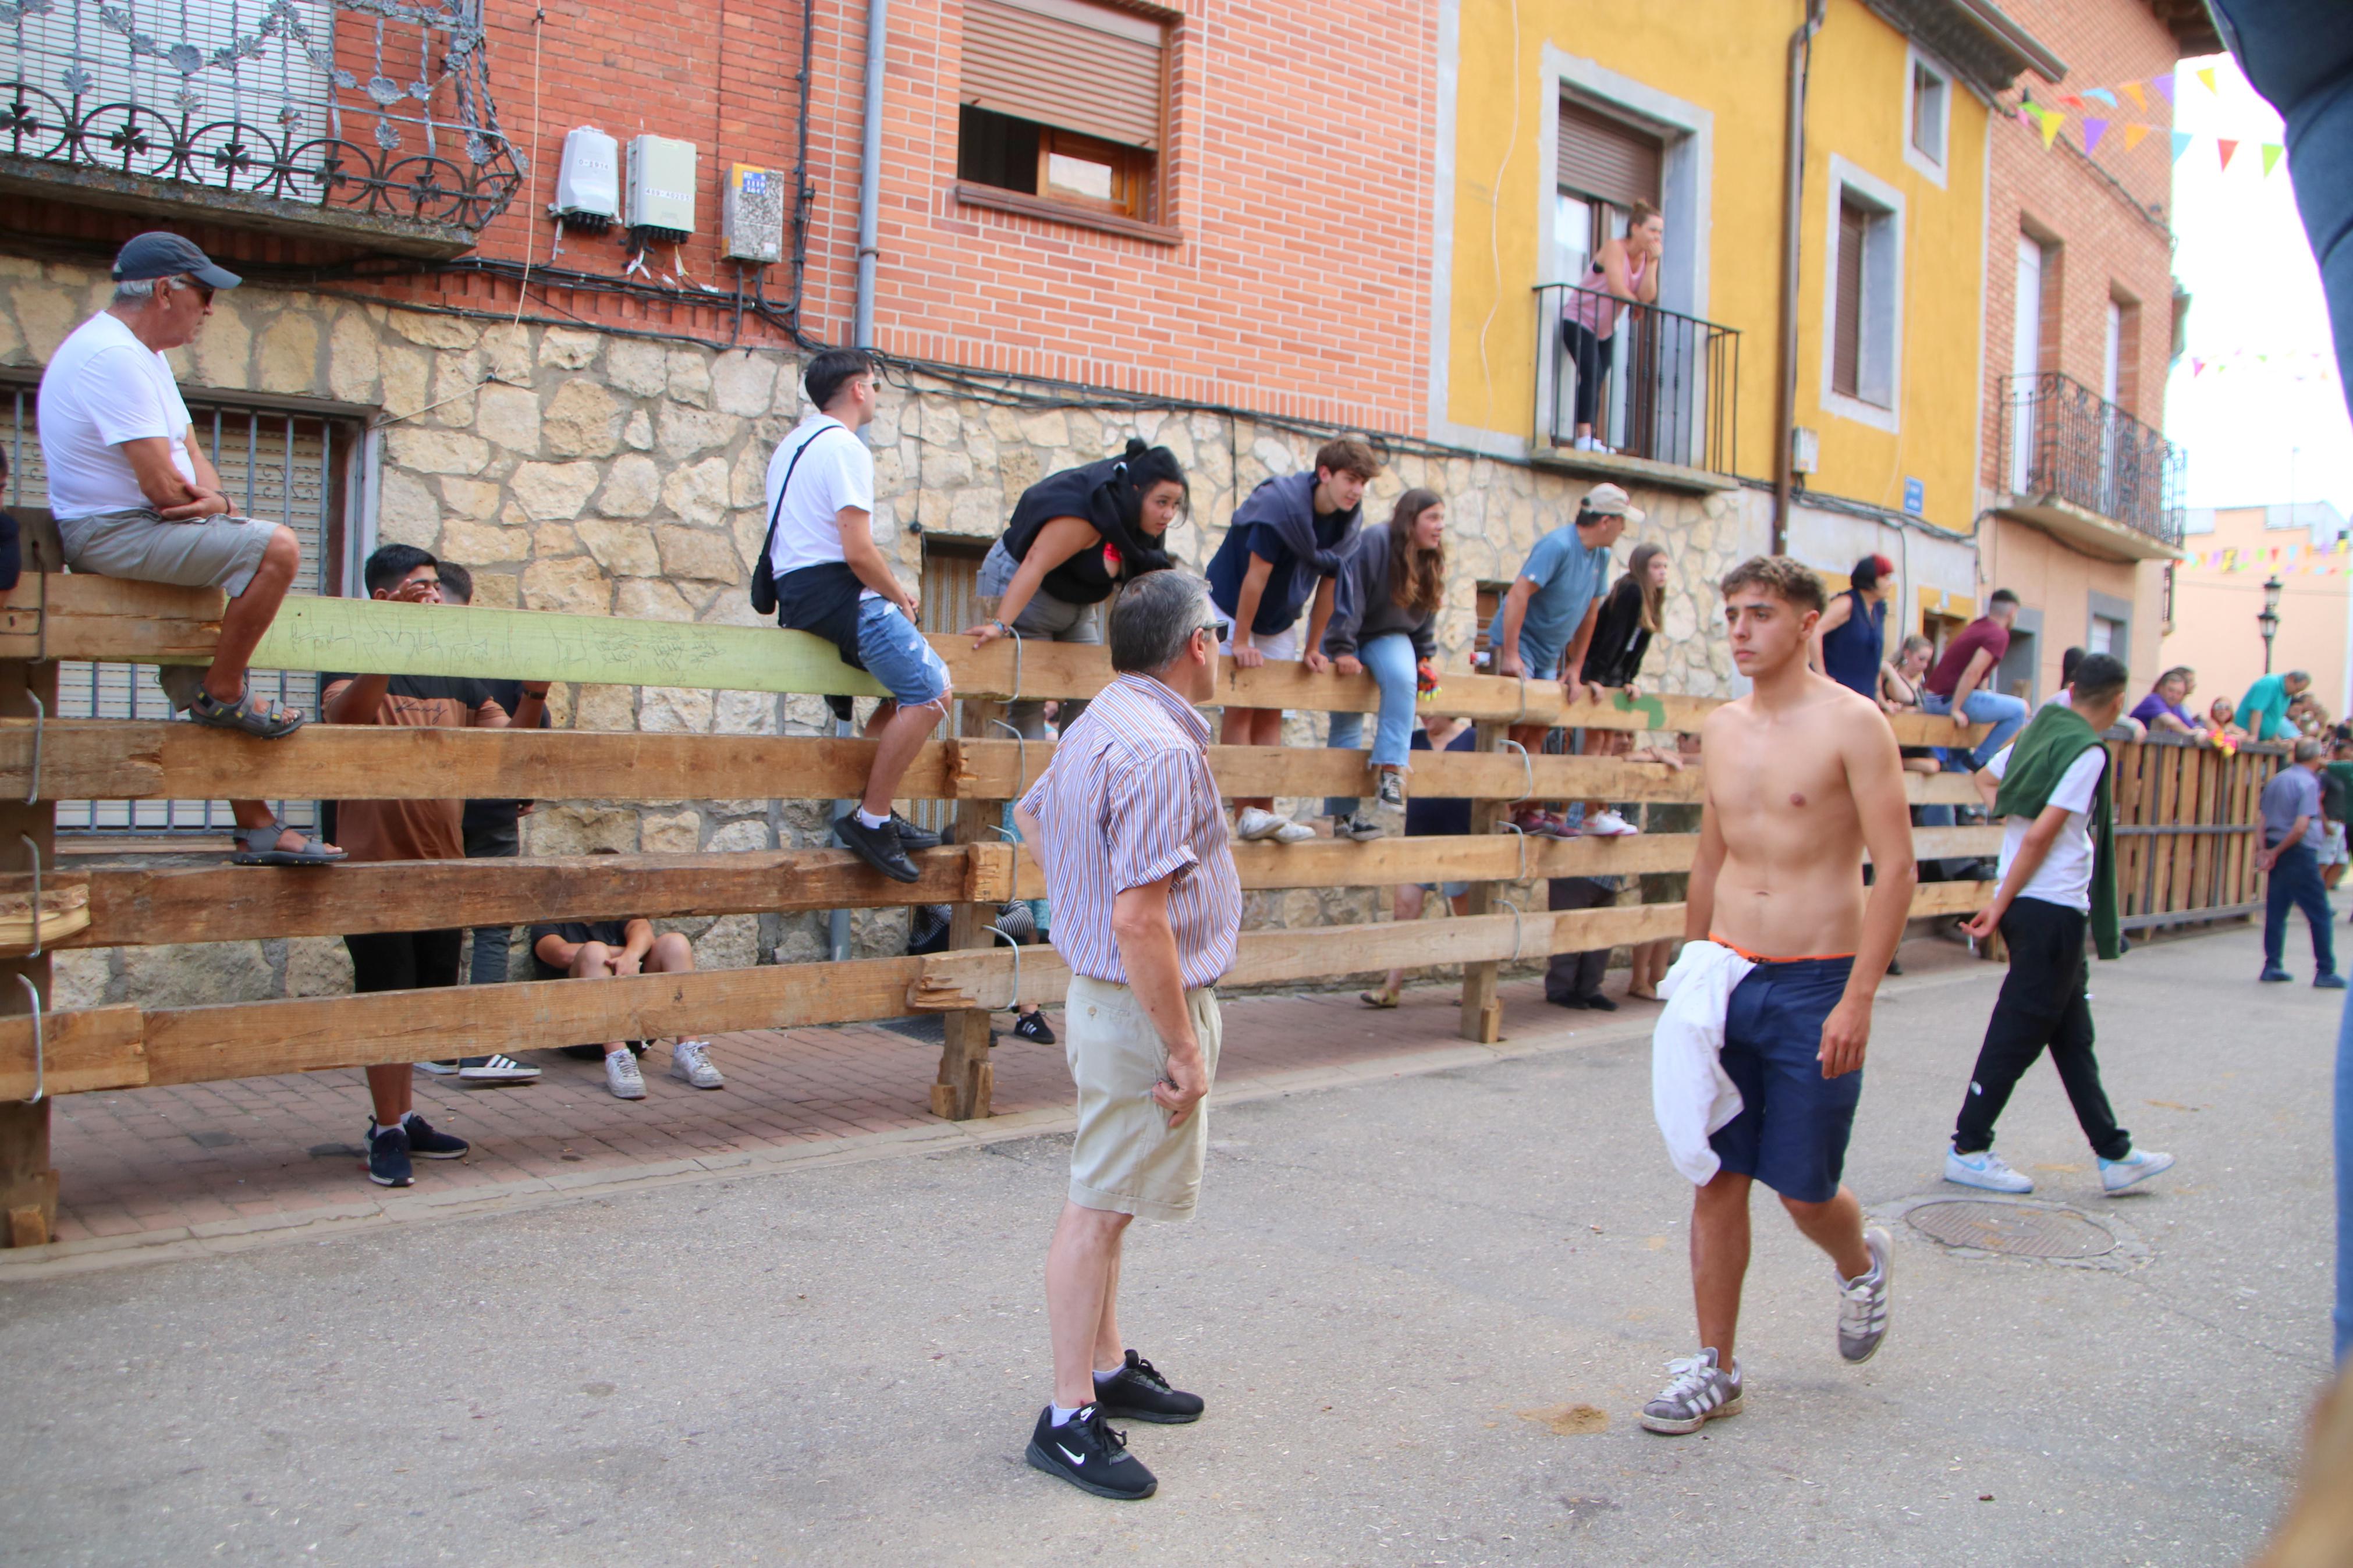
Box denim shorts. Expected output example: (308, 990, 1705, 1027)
(1708, 955, 1861, 1203)
(854, 596, 950, 707)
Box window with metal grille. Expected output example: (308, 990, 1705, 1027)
(956, 0, 1169, 223)
(2, 377, 358, 836)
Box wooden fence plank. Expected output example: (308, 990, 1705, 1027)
(0, 1004, 145, 1099)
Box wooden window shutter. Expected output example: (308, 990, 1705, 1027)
(1833, 198, 1867, 399)
(1556, 98, 1661, 208)
(961, 0, 1167, 151)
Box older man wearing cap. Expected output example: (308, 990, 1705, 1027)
(1489, 482, 1641, 837)
(38, 232, 338, 865)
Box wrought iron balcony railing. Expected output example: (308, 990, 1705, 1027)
(1, 0, 523, 254)
(1532, 282, 1740, 478)
(1997, 371, 2184, 548)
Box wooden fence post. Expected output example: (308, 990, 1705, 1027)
(0, 648, 57, 1247)
(932, 698, 1003, 1122)
(1458, 720, 1505, 1045)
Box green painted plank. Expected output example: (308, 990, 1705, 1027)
(220, 596, 892, 699)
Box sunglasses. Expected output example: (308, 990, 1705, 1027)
(167, 276, 215, 305)
(1198, 619, 1231, 643)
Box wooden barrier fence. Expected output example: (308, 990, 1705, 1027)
(2112, 730, 2286, 932)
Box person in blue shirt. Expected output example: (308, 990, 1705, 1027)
(1207, 436, 1379, 842)
(2238, 669, 2311, 744)
(1489, 482, 1638, 835)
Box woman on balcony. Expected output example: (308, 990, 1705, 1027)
(1559, 201, 1663, 453)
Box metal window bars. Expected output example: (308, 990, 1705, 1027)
(1995, 371, 2185, 549)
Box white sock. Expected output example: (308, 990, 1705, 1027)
(1094, 1363, 1125, 1385)
(1049, 1402, 1082, 1426)
(854, 807, 889, 830)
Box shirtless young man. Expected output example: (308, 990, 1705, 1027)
(1641, 556, 1918, 1436)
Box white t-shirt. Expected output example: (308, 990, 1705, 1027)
(764, 413, 876, 598)
(37, 311, 197, 520)
(1985, 741, 2105, 913)
(2039, 688, 2074, 710)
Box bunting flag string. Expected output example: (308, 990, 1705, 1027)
(2021, 97, 2282, 179)
(2182, 346, 2337, 381)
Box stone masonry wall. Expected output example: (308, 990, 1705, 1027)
(0, 259, 1768, 1008)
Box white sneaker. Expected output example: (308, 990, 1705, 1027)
(1639, 1349, 1742, 1435)
(2099, 1148, 2174, 1193)
(669, 1039, 725, 1090)
(1582, 808, 1639, 837)
(457, 1053, 541, 1084)
(1267, 817, 1317, 845)
(604, 1049, 647, 1100)
(1835, 1225, 1893, 1363)
(1234, 806, 1287, 842)
(1945, 1148, 2033, 1193)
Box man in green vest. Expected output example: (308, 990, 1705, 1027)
(1943, 652, 2175, 1197)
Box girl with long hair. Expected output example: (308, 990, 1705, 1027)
(1320, 488, 1447, 840)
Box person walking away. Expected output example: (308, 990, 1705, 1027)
(2239, 669, 2312, 745)
(2259, 738, 2345, 988)
(1640, 556, 1914, 1436)
(1319, 488, 1447, 841)
(36, 232, 337, 866)
(1013, 572, 1243, 1501)
(1360, 716, 1476, 1008)
(1490, 483, 1638, 836)
(1919, 588, 2028, 770)
(966, 438, 1191, 741)
(324, 546, 549, 1188)
(1811, 556, 1893, 701)
(1558, 200, 1662, 452)
(1209, 438, 1379, 843)
(762, 349, 951, 884)
(1943, 653, 2175, 1196)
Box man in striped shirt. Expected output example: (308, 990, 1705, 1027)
(1013, 570, 1243, 1501)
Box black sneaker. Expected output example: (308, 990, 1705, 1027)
(365, 1121, 413, 1187)
(400, 1113, 470, 1160)
(1092, 1350, 1204, 1424)
(1375, 771, 1406, 810)
(1014, 1008, 1056, 1044)
(1025, 1404, 1157, 1500)
(890, 812, 942, 851)
(1578, 993, 1619, 1013)
(1546, 991, 1591, 1009)
(835, 814, 921, 882)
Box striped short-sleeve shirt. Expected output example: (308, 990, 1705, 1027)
(1018, 671, 1242, 990)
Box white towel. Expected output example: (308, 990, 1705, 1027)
(1651, 940, 1755, 1186)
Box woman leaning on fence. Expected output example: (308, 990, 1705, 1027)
(1318, 487, 1449, 843)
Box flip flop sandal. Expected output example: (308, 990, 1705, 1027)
(187, 684, 307, 739)
(1359, 989, 1399, 1009)
(231, 822, 347, 866)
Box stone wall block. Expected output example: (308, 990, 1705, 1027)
(528, 803, 638, 855)
(119, 941, 276, 1007)
(606, 337, 669, 397)
(542, 380, 624, 458)
(576, 518, 662, 577)
(440, 477, 502, 521)
(656, 524, 743, 583)
(729, 444, 770, 509)
(439, 517, 531, 566)
(286, 936, 355, 997)
(661, 456, 731, 527)
(704, 817, 772, 854)
(666, 349, 714, 408)
(615, 577, 697, 622)
(594, 451, 661, 517)
(639, 685, 715, 732)
(51, 950, 109, 1010)
(388, 311, 480, 350)
(379, 344, 431, 418)
(12, 285, 81, 363)
(520, 554, 611, 616)
(713, 689, 776, 734)
(572, 682, 636, 730)
(475, 382, 543, 454)
(510, 460, 604, 520)
(692, 913, 760, 970)
(255, 312, 320, 394)
(641, 809, 702, 853)
(540, 328, 599, 369)
(712, 351, 779, 415)
(657, 403, 737, 459)
(469, 571, 523, 609)
(326, 310, 382, 402)
(623, 408, 654, 449)
(376, 468, 442, 547)
(386, 427, 489, 476)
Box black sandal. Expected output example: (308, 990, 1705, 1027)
(230, 821, 346, 866)
(188, 684, 307, 739)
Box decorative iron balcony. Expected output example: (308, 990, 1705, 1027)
(1, 0, 523, 257)
(1997, 371, 2184, 554)
(1532, 282, 1740, 481)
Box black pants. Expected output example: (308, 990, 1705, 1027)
(1561, 320, 1607, 429)
(2263, 840, 2338, 975)
(1951, 897, 2130, 1160)
(346, 929, 464, 995)
(464, 816, 521, 986)
(1545, 877, 1614, 1002)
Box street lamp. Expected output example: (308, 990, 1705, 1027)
(2259, 575, 2284, 674)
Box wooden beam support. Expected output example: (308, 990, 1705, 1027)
(0, 655, 55, 1247)
(1458, 722, 1508, 1045)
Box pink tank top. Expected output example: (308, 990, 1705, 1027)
(1565, 249, 1649, 337)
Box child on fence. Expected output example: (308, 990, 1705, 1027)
(1320, 488, 1448, 842)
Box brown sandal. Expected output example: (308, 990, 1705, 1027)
(1359, 988, 1399, 1009)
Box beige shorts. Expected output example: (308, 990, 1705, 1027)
(59, 507, 278, 598)
(1065, 974, 1223, 1222)
(1219, 622, 1299, 662)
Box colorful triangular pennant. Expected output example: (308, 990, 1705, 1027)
(2150, 73, 2175, 103)
(2084, 88, 2117, 108)
(2171, 130, 2194, 161)
(2219, 137, 2240, 169)
(2121, 81, 2147, 110)
(2082, 118, 2109, 153)
(2196, 66, 2219, 94)
(2123, 122, 2152, 151)
(2040, 109, 2064, 149)
(2262, 143, 2285, 176)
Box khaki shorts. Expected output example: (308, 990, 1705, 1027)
(1065, 974, 1223, 1222)
(59, 507, 278, 598)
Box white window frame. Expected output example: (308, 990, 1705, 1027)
(1903, 46, 1951, 187)
(1821, 153, 1906, 433)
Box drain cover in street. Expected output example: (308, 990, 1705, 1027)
(1905, 1200, 2117, 1259)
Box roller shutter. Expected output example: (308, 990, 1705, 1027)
(961, 0, 1166, 151)
(1556, 97, 1661, 208)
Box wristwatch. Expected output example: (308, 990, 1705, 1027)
(989, 618, 1010, 637)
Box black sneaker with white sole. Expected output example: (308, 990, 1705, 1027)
(1092, 1350, 1204, 1424)
(1375, 770, 1406, 810)
(1025, 1404, 1157, 1500)
(1014, 1008, 1056, 1044)
(399, 1113, 470, 1160)
(835, 814, 921, 882)
(364, 1121, 413, 1187)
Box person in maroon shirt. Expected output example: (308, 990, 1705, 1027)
(1920, 589, 2028, 770)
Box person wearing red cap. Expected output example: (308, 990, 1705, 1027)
(1811, 554, 1894, 703)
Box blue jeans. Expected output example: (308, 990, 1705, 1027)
(1323, 633, 1418, 817)
(2339, 993, 2353, 1363)
(854, 596, 950, 707)
(1919, 689, 2028, 770)
(2263, 841, 2338, 976)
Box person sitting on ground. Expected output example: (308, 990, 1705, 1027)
(1920, 588, 2029, 770)
(965, 437, 1191, 741)
(324, 545, 550, 1189)
(1811, 554, 1893, 702)
(2240, 668, 2312, 745)
(1361, 716, 1475, 1009)
(1321, 487, 1448, 842)
(1490, 483, 1638, 838)
(1574, 541, 1673, 838)
(36, 232, 336, 866)
(762, 347, 950, 884)
(530, 908, 723, 1097)
(2258, 738, 2344, 989)
(1209, 436, 1379, 845)
(2131, 666, 2205, 737)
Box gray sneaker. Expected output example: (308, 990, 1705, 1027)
(1640, 1349, 1743, 1435)
(1333, 812, 1385, 842)
(604, 1048, 647, 1100)
(1836, 1225, 1893, 1363)
(668, 1039, 725, 1090)
(1375, 770, 1406, 810)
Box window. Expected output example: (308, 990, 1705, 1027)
(1472, 581, 1509, 670)
(1557, 97, 1662, 218)
(1906, 54, 1950, 177)
(1822, 158, 1904, 428)
(1833, 198, 1869, 400)
(956, 0, 1169, 226)
(2088, 615, 2124, 656)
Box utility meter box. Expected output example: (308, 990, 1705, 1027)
(552, 126, 619, 230)
(723, 163, 787, 263)
(625, 134, 698, 240)
(1790, 425, 1820, 477)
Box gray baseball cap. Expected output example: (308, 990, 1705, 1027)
(111, 232, 242, 289)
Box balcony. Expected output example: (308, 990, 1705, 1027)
(0, 0, 523, 258)
(1531, 282, 1741, 492)
(1995, 372, 2185, 562)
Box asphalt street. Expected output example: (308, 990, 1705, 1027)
(0, 918, 2336, 1567)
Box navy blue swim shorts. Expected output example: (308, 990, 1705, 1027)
(1708, 954, 1861, 1204)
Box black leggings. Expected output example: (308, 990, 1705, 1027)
(1950, 898, 2129, 1160)
(1561, 320, 1607, 428)
(346, 929, 463, 995)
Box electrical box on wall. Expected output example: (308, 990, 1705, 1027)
(723, 164, 787, 263)
(552, 126, 619, 230)
(626, 134, 698, 242)
(1790, 426, 1820, 476)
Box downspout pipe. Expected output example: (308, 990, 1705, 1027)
(1774, 0, 1827, 555)
(852, 0, 890, 347)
